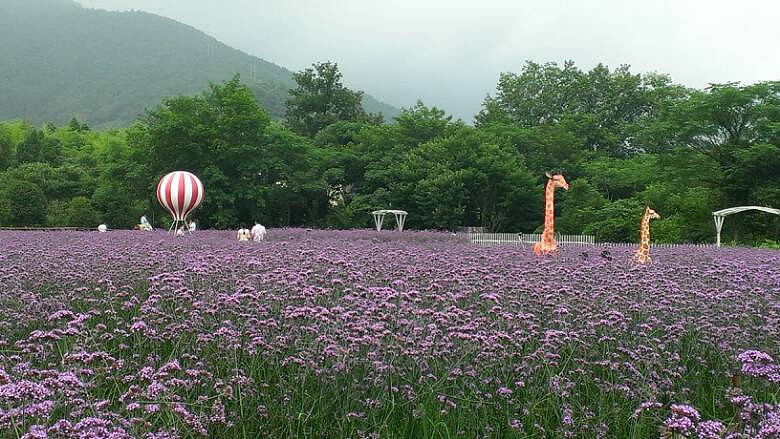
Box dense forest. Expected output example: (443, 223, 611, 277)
(1, 60, 779, 245)
(0, 0, 398, 128)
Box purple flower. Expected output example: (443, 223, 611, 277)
(671, 404, 701, 422)
(697, 420, 725, 439)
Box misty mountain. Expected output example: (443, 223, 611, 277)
(0, 0, 399, 128)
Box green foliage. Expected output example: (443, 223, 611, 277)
(16, 129, 63, 165)
(90, 184, 138, 228)
(671, 82, 780, 162)
(390, 126, 539, 231)
(0, 180, 47, 226)
(582, 199, 645, 243)
(64, 196, 101, 228)
(477, 122, 587, 179)
(476, 61, 688, 155)
(285, 62, 380, 137)
(635, 185, 719, 243)
(133, 77, 274, 228)
(313, 121, 370, 148)
(0, 196, 9, 225)
(394, 101, 460, 146)
(324, 204, 364, 229)
(585, 155, 660, 200)
(557, 179, 608, 234)
(0, 0, 398, 128)
(0, 126, 15, 171)
(0, 58, 776, 244)
(46, 199, 68, 227)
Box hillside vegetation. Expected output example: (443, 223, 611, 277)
(0, 0, 398, 128)
(1, 59, 778, 245)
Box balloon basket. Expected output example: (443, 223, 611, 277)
(169, 219, 192, 236)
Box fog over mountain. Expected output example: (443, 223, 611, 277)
(77, 0, 780, 122)
(0, 0, 398, 127)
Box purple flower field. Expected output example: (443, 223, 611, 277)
(1, 229, 779, 438)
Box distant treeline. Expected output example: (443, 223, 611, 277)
(1, 61, 778, 244)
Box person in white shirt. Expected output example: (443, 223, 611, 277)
(97, 224, 108, 233)
(237, 227, 251, 241)
(188, 220, 196, 232)
(251, 222, 266, 242)
(138, 215, 153, 231)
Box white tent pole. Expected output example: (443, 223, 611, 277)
(373, 212, 385, 231)
(713, 216, 720, 247)
(714, 215, 725, 247)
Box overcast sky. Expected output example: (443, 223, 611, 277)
(77, 0, 780, 122)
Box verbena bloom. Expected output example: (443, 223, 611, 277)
(696, 420, 725, 439)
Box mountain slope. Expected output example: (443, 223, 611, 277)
(0, 0, 399, 128)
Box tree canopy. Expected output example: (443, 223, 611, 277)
(0, 60, 778, 245)
(285, 62, 382, 137)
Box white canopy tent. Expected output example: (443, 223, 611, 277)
(372, 209, 407, 232)
(713, 206, 780, 247)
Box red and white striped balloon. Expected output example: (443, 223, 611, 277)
(156, 171, 204, 221)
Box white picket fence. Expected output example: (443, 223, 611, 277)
(463, 233, 715, 248)
(464, 233, 595, 247)
(597, 242, 716, 249)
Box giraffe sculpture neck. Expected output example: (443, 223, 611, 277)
(633, 212, 654, 264)
(533, 179, 560, 255)
(542, 181, 556, 240)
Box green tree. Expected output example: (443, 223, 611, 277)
(91, 184, 140, 228)
(1, 162, 91, 201)
(391, 127, 538, 231)
(477, 61, 687, 155)
(584, 155, 660, 200)
(557, 179, 608, 234)
(64, 196, 101, 227)
(0, 196, 9, 225)
(581, 198, 645, 243)
(478, 122, 588, 179)
(635, 184, 719, 243)
(68, 117, 90, 132)
(0, 180, 47, 226)
(16, 129, 63, 165)
(671, 82, 779, 165)
(348, 103, 462, 209)
(0, 126, 14, 170)
(16, 129, 44, 164)
(665, 82, 780, 200)
(133, 76, 274, 228)
(285, 62, 380, 137)
(313, 121, 370, 148)
(394, 101, 459, 146)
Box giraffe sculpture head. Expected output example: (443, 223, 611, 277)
(645, 206, 660, 220)
(545, 172, 570, 191)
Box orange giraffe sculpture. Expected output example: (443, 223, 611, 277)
(632, 206, 660, 264)
(533, 172, 569, 256)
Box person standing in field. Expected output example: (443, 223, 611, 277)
(237, 226, 251, 241)
(139, 215, 153, 231)
(251, 222, 266, 242)
(188, 219, 196, 232)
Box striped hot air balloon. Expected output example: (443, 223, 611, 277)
(156, 171, 204, 230)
